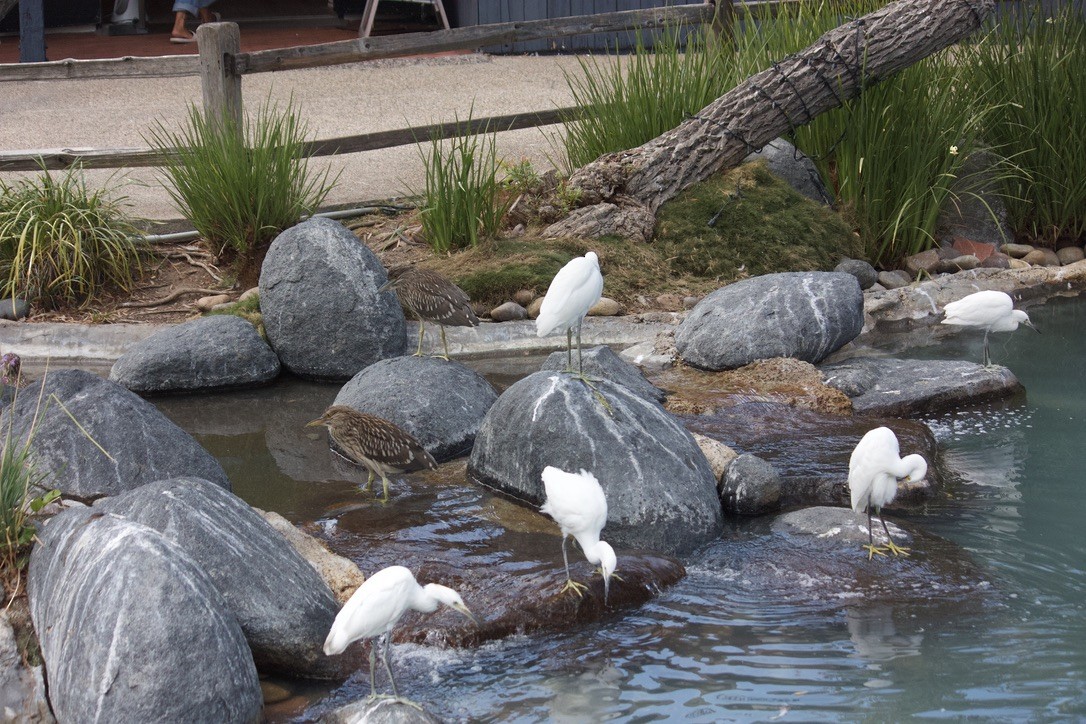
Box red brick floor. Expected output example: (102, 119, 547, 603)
(0, 18, 444, 64)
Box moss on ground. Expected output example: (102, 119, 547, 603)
(655, 162, 862, 282)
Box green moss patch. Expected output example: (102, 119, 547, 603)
(655, 162, 862, 282)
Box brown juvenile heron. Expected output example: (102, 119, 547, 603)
(379, 266, 479, 360)
(307, 405, 437, 502)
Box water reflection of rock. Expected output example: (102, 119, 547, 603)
(845, 605, 923, 663)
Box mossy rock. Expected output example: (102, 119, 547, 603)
(655, 162, 862, 280)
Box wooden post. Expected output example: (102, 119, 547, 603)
(197, 22, 243, 129)
(709, 0, 735, 45)
(17, 0, 46, 63)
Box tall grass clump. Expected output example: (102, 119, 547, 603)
(147, 98, 338, 266)
(416, 117, 510, 253)
(964, 3, 1086, 245)
(0, 167, 143, 308)
(793, 54, 986, 265)
(562, 27, 734, 169)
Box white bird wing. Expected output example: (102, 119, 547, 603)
(325, 566, 415, 653)
(540, 466, 608, 539)
(536, 255, 604, 337)
(848, 427, 900, 513)
(942, 290, 1013, 327)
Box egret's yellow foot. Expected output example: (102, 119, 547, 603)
(884, 540, 911, 557)
(574, 373, 613, 415)
(598, 568, 624, 583)
(561, 578, 589, 598)
(863, 544, 888, 560)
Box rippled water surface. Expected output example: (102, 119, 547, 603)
(154, 296, 1086, 722)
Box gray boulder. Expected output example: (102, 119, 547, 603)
(0, 613, 51, 723)
(334, 356, 498, 462)
(259, 217, 406, 381)
(541, 345, 666, 404)
(821, 357, 1024, 417)
(675, 272, 864, 371)
(720, 453, 781, 516)
(0, 298, 28, 321)
(834, 259, 878, 290)
(109, 315, 280, 394)
(29, 509, 262, 723)
(695, 506, 996, 612)
(743, 138, 832, 205)
(0, 370, 228, 500)
(94, 477, 345, 680)
(468, 371, 722, 555)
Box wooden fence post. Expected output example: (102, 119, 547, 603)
(197, 22, 243, 128)
(17, 0, 46, 63)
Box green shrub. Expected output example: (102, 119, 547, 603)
(416, 116, 510, 253)
(0, 167, 143, 308)
(147, 98, 338, 266)
(964, 3, 1086, 244)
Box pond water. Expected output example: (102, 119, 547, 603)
(153, 295, 1086, 722)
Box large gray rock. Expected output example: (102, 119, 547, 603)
(0, 370, 228, 501)
(694, 506, 996, 613)
(743, 138, 832, 205)
(109, 315, 280, 393)
(834, 259, 878, 290)
(720, 453, 781, 516)
(675, 272, 864, 371)
(0, 613, 51, 723)
(259, 217, 406, 381)
(334, 356, 498, 462)
(94, 477, 345, 680)
(29, 509, 262, 723)
(468, 371, 723, 555)
(541, 345, 665, 404)
(821, 357, 1024, 417)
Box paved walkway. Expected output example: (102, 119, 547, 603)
(2, 48, 590, 226)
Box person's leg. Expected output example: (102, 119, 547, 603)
(171, 2, 198, 39)
(196, 0, 218, 24)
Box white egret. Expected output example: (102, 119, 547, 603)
(848, 427, 927, 559)
(536, 252, 604, 376)
(941, 290, 1038, 366)
(540, 466, 618, 602)
(324, 565, 476, 697)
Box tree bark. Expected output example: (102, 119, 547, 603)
(545, 0, 995, 241)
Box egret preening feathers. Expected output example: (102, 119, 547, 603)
(536, 252, 604, 376)
(941, 290, 1038, 366)
(324, 565, 476, 697)
(848, 427, 927, 559)
(540, 466, 617, 602)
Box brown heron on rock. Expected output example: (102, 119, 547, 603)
(307, 405, 437, 502)
(379, 266, 479, 360)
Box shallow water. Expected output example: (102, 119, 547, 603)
(154, 296, 1086, 721)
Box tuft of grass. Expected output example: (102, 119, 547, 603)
(207, 294, 264, 336)
(0, 166, 143, 309)
(963, 3, 1086, 245)
(146, 98, 338, 267)
(656, 163, 862, 280)
(415, 115, 511, 253)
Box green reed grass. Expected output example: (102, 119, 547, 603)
(416, 117, 510, 253)
(963, 3, 1086, 244)
(147, 98, 338, 265)
(0, 167, 143, 308)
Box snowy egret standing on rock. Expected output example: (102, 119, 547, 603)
(540, 466, 618, 601)
(941, 290, 1038, 366)
(848, 427, 927, 559)
(536, 252, 604, 375)
(307, 406, 437, 502)
(324, 565, 476, 697)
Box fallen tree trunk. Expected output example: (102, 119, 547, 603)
(545, 0, 995, 241)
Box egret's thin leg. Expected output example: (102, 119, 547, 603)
(382, 632, 399, 698)
(982, 329, 991, 367)
(368, 640, 378, 697)
(576, 323, 584, 376)
(414, 319, 426, 357)
(438, 325, 451, 361)
(566, 328, 574, 371)
(863, 505, 887, 559)
(558, 535, 588, 597)
(879, 511, 911, 557)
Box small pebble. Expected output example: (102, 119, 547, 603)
(526, 297, 544, 320)
(239, 287, 259, 303)
(1056, 246, 1084, 265)
(1000, 242, 1035, 258)
(489, 302, 528, 322)
(196, 294, 232, 312)
(587, 297, 623, 317)
(513, 289, 534, 307)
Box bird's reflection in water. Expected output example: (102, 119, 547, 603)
(543, 662, 623, 722)
(845, 605, 923, 664)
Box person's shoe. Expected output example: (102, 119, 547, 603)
(170, 32, 197, 43)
